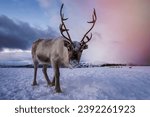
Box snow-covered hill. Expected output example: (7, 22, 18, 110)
(0, 67, 150, 100)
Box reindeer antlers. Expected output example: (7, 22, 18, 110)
(59, 4, 97, 46)
(59, 4, 72, 43)
(80, 9, 97, 45)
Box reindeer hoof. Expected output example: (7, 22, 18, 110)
(55, 89, 62, 93)
(47, 82, 51, 85)
(50, 83, 55, 87)
(47, 83, 54, 87)
(32, 82, 38, 86)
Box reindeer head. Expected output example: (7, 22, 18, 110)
(59, 4, 97, 67)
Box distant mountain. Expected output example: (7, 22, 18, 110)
(0, 62, 140, 68)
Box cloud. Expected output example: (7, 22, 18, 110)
(0, 50, 31, 65)
(0, 15, 58, 51)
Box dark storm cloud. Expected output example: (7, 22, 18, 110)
(0, 15, 58, 51)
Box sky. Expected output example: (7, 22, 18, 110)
(0, 0, 150, 65)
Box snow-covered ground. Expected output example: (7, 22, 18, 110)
(0, 67, 150, 100)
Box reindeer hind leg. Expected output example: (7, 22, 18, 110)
(42, 64, 51, 85)
(51, 76, 55, 86)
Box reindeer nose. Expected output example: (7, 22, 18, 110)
(72, 51, 78, 59)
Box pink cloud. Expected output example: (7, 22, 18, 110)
(37, 0, 150, 64)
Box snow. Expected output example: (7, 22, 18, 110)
(0, 67, 150, 100)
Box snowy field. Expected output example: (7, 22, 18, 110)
(0, 67, 150, 100)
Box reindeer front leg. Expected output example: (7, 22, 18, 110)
(53, 62, 62, 93)
(32, 63, 38, 86)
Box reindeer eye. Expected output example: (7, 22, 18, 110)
(67, 46, 71, 51)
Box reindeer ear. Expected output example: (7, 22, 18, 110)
(83, 44, 88, 50)
(64, 40, 71, 47)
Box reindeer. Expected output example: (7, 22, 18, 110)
(31, 4, 97, 93)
